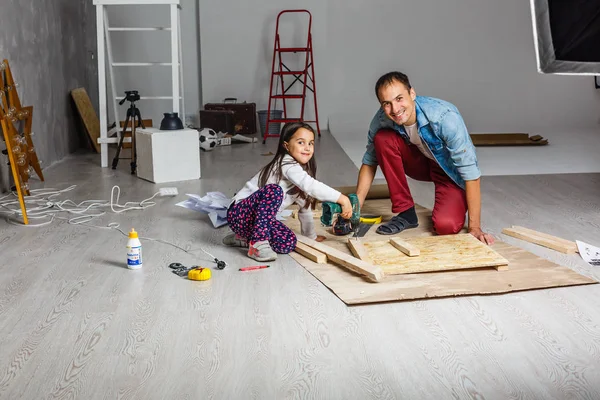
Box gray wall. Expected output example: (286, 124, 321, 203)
(199, 0, 600, 141)
(106, 0, 200, 127)
(326, 0, 600, 139)
(199, 0, 328, 125)
(0, 0, 97, 191)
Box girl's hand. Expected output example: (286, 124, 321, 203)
(337, 194, 352, 219)
(315, 235, 326, 242)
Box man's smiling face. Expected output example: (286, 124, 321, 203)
(378, 79, 417, 126)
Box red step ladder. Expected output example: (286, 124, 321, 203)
(262, 9, 321, 143)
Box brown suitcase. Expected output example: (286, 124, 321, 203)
(204, 98, 257, 134)
(199, 109, 234, 134)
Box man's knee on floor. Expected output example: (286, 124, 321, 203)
(373, 129, 397, 150)
(433, 216, 464, 235)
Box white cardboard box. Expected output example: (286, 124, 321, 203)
(135, 127, 201, 183)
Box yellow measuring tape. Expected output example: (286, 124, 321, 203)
(360, 215, 382, 224)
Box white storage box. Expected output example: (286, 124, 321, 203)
(135, 127, 201, 183)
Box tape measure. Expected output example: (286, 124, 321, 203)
(188, 267, 211, 281)
(360, 215, 382, 224)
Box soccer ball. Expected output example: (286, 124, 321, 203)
(199, 128, 218, 151)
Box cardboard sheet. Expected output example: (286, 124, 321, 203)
(285, 197, 597, 305)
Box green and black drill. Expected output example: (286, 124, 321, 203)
(320, 194, 361, 236)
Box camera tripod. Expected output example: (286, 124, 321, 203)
(112, 91, 145, 174)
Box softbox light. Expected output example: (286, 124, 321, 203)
(530, 0, 600, 75)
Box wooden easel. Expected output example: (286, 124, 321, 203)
(0, 59, 45, 224)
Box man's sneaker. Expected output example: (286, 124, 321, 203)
(247, 240, 277, 262)
(222, 233, 248, 248)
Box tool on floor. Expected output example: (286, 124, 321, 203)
(169, 262, 212, 280)
(360, 215, 382, 224)
(239, 265, 270, 272)
(188, 267, 211, 281)
(351, 214, 384, 238)
(353, 223, 374, 238)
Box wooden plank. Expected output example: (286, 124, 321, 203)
(502, 228, 577, 254)
(389, 237, 420, 257)
(295, 236, 384, 282)
(362, 234, 508, 275)
(511, 226, 578, 251)
(471, 133, 530, 141)
(347, 239, 372, 263)
(469, 133, 548, 146)
(71, 88, 101, 153)
(294, 242, 327, 264)
(473, 139, 548, 146)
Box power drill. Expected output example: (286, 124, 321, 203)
(320, 193, 361, 236)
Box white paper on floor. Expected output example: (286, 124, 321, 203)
(176, 192, 293, 228)
(576, 240, 600, 267)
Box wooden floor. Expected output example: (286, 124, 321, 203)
(1, 131, 600, 399)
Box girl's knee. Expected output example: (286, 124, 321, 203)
(272, 234, 297, 254)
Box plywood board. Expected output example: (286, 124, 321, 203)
(363, 234, 508, 275)
(71, 88, 100, 152)
(285, 199, 597, 305)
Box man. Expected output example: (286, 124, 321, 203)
(356, 71, 494, 244)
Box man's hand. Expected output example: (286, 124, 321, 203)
(356, 164, 377, 209)
(468, 227, 495, 245)
(315, 235, 326, 242)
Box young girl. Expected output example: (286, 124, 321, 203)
(223, 122, 352, 262)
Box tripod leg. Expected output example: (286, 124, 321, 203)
(135, 108, 145, 129)
(112, 113, 131, 169)
(130, 116, 137, 175)
(131, 106, 144, 174)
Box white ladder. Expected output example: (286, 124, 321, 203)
(93, 0, 185, 168)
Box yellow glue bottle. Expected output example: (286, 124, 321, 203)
(126, 228, 142, 270)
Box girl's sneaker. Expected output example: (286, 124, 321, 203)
(222, 233, 248, 248)
(248, 240, 277, 262)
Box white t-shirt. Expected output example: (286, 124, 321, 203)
(405, 123, 435, 160)
(232, 154, 341, 239)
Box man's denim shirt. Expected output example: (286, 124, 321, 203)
(361, 96, 480, 190)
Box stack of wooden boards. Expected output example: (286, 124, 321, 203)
(294, 233, 509, 283)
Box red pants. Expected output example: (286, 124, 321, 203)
(374, 129, 467, 235)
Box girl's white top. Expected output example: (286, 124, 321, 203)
(232, 154, 341, 239)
